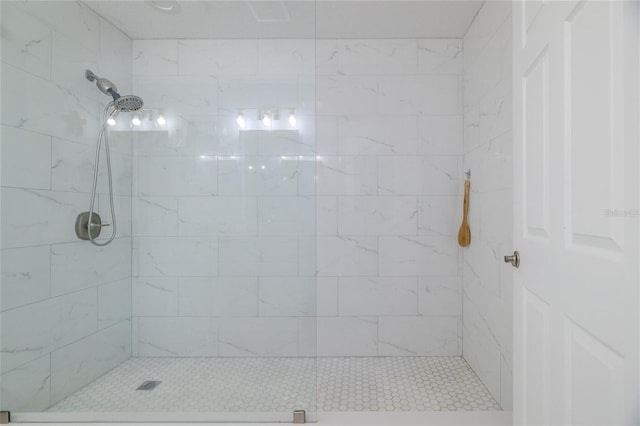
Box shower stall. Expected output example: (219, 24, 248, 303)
(0, 0, 514, 423)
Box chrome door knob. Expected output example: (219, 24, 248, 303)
(504, 251, 520, 268)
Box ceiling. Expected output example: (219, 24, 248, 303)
(82, 0, 484, 40)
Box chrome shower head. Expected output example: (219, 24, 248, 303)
(85, 69, 144, 111)
(112, 95, 144, 112)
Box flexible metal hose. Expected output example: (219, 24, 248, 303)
(87, 107, 119, 247)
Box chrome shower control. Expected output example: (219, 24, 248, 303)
(504, 251, 520, 268)
(75, 212, 103, 240)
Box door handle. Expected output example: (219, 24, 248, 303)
(504, 251, 520, 268)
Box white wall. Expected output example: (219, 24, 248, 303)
(0, 1, 133, 411)
(462, 1, 513, 410)
(130, 38, 464, 357)
(315, 39, 464, 356)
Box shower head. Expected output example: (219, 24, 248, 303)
(85, 69, 144, 112)
(112, 95, 144, 112)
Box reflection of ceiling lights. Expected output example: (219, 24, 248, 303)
(146, 0, 181, 15)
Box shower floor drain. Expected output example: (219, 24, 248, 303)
(136, 381, 161, 391)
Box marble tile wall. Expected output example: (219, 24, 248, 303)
(131, 37, 464, 358)
(0, 1, 132, 412)
(315, 38, 464, 357)
(462, 1, 513, 410)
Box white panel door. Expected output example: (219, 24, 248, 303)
(513, 1, 639, 424)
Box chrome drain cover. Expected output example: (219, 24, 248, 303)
(136, 380, 161, 391)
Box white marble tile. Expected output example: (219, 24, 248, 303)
(51, 137, 131, 196)
(478, 79, 511, 144)
(418, 276, 462, 316)
(178, 116, 258, 157)
(317, 196, 338, 235)
(464, 133, 511, 194)
(462, 311, 502, 401)
(258, 197, 315, 236)
(50, 320, 130, 405)
(297, 236, 317, 277)
(51, 31, 100, 101)
(337, 115, 418, 156)
(218, 156, 298, 196)
(1, 246, 51, 311)
(133, 277, 178, 317)
(1, 125, 51, 190)
(51, 238, 131, 296)
(418, 115, 464, 155)
(98, 20, 131, 89)
(131, 318, 139, 357)
(258, 39, 315, 74)
(258, 277, 315, 316)
(315, 39, 338, 75)
(132, 130, 179, 157)
(297, 74, 317, 116)
(378, 75, 459, 116)
(133, 237, 217, 277)
(339, 277, 418, 316)
(0, 2, 52, 79)
(178, 39, 257, 76)
(317, 317, 377, 356)
(0, 355, 50, 412)
(217, 76, 297, 112)
(134, 156, 218, 196)
(297, 157, 317, 196)
(462, 239, 502, 296)
(178, 197, 258, 236)
(378, 316, 459, 356)
(135, 75, 217, 116)
(218, 237, 298, 276)
(106, 130, 133, 156)
(418, 195, 461, 236)
(378, 156, 459, 195)
(138, 317, 218, 357)
(316, 115, 338, 155)
(316, 236, 377, 276)
(132, 197, 178, 236)
(337, 39, 417, 75)
(1, 188, 87, 248)
(107, 195, 133, 238)
(132, 40, 178, 76)
(178, 276, 258, 317)
(417, 39, 463, 75)
(133, 237, 218, 276)
(316, 156, 377, 196)
(2, 63, 100, 145)
(98, 279, 132, 329)
(463, 1, 511, 73)
(316, 76, 378, 115)
(16, 1, 99, 51)
(338, 196, 418, 236)
(1, 287, 97, 373)
(500, 356, 513, 410)
(378, 236, 459, 276)
(317, 276, 338, 316)
(218, 318, 298, 357)
(257, 129, 314, 156)
(297, 317, 317, 357)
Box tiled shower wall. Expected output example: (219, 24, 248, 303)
(130, 39, 318, 357)
(0, 2, 133, 411)
(130, 38, 464, 357)
(462, 1, 513, 410)
(314, 39, 464, 356)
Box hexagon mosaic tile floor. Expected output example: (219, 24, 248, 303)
(48, 357, 501, 413)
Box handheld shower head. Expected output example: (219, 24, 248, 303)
(112, 95, 144, 112)
(85, 69, 144, 111)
